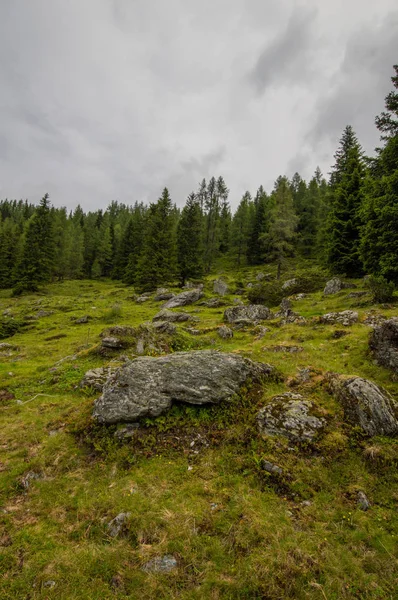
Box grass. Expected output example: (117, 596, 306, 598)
(0, 266, 397, 599)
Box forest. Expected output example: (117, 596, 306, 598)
(0, 66, 397, 294)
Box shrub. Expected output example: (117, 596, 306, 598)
(286, 271, 327, 294)
(0, 317, 27, 340)
(247, 282, 284, 307)
(365, 275, 395, 303)
(103, 303, 123, 323)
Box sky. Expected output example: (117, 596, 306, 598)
(0, 0, 397, 211)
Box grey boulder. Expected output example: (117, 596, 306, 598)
(369, 318, 398, 374)
(153, 309, 192, 323)
(213, 279, 229, 296)
(327, 375, 398, 436)
(257, 393, 326, 442)
(319, 310, 358, 326)
(93, 350, 274, 423)
(218, 325, 233, 339)
(224, 305, 273, 324)
(163, 289, 203, 309)
(323, 278, 353, 295)
(80, 366, 119, 392)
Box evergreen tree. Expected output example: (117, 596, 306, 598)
(134, 188, 177, 291)
(0, 218, 19, 288)
(247, 186, 270, 265)
(13, 193, 55, 293)
(325, 128, 365, 276)
(261, 177, 298, 278)
(177, 192, 204, 285)
(231, 192, 252, 266)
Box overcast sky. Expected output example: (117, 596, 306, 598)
(0, 0, 397, 211)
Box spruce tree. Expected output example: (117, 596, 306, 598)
(231, 192, 252, 266)
(134, 188, 177, 291)
(247, 186, 270, 265)
(177, 193, 204, 285)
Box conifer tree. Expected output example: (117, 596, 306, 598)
(134, 188, 177, 291)
(177, 192, 204, 285)
(0, 218, 19, 288)
(231, 192, 252, 266)
(247, 186, 270, 265)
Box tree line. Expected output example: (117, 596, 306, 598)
(0, 65, 397, 294)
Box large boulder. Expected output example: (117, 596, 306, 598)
(80, 367, 119, 392)
(218, 325, 233, 339)
(323, 278, 354, 295)
(163, 289, 203, 309)
(327, 375, 398, 436)
(224, 305, 273, 324)
(369, 318, 398, 374)
(154, 288, 175, 302)
(257, 393, 326, 442)
(213, 279, 229, 296)
(93, 350, 274, 423)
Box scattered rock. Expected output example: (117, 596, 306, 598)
(0, 343, 18, 351)
(107, 512, 131, 537)
(327, 375, 398, 436)
(331, 330, 350, 339)
(136, 294, 151, 303)
(256, 272, 272, 282)
(153, 309, 192, 323)
(262, 345, 304, 353)
(93, 350, 275, 423)
(34, 310, 54, 319)
(357, 491, 371, 511)
(184, 327, 201, 335)
(363, 313, 387, 328)
(213, 279, 229, 296)
(100, 324, 175, 356)
(282, 279, 297, 291)
(246, 283, 254, 289)
(324, 278, 354, 295)
(347, 291, 368, 299)
(280, 298, 292, 312)
(203, 297, 225, 308)
(275, 298, 306, 325)
(114, 424, 140, 440)
(80, 367, 119, 392)
(163, 288, 203, 309)
(224, 305, 273, 324)
(73, 315, 91, 324)
(20, 471, 42, 490)
(252, 325, 270, 339)
(102, 337, 124, 349)
(301, 500, 312, 507)
(319, 311, 358, 326)
(233, 298, 244, 305)
(295, 293, 306, 300)
(141, 555, 178, 573)
(261, 460, 283, 475)
(218, 325, 233, 339)
(369, 318, 398, 374)
(152, 321, 177, 335)
(257, 393, 326, 442)
(43, 581, 56, 589)
(154, 288, 175, 301)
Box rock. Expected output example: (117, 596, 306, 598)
(74, 315, 90, 324)
(80, 367, 119, 392)
(256, 272, 272, 282)
(34, 310, 53, 319)
(100, 324, 175, 356)
(0, 343, 18, 354)
(347, 291, 368, 298)
(282, 278, 297, 291)
(233, 298, 244, 305)
(224, 305, 273, 324)
(262, 345, 304, 353)
(280, 298, 292, 312)
(154, 288, 175, 301)
(252, 325, 270, 339)
(213, 279, 229, 296)
(218, 325, 233, 339)
(153, 309, 191, 323)
(301, 500, 312, 507)
(136, 294, 151, 303)
(102, 337, 124, 349)
(203, 297, 225, 308)
(246, 283, 254, 289)
(257, 393, 326, 442)
(261, 460, 283, 475)
(152, 321, 177, 335)
(93, 350, 275, 423)
(327, 375, 398, 436)
(364, 313, 387, 328)
(295, 293, 306, 300)
(107, 512, 131, 537)
(369, 318, 398, 374)
(43, 581, 56, 589)
(20, 471, 42, 490)
(319, 311, 358, 326)
(141, 555, 177, 573)
(275, 298, 306, 324)
(163, 289, 203, 309)
(184, 327, 201, 335)
(323, 278, 354, 295)
(357, 491, 371, 511)
(114, 424, 140, 440)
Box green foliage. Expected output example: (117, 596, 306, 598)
(365, 275, 395, 303)
(247, 281, 284, 306)
(103, 303, 123, 323)
(177, 192, 204, 285)
(0, 316, 27, 339)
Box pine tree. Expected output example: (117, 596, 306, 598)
(325, 128, 365, 276)
(0, 218, 19, 288)
(13, 193, 55, 293)
(261, 177, 298, 278)
(134, 188, 177, 291)
(231, 192, 252, 266)
(247, 186, 270, 265)
(177, 193, 204, 285)
(360, 66, 398, 282)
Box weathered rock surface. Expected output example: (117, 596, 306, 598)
(275, 298, 306, 325)
(152, 321, 177, 335)
(261, 460, 283, 475)
(203, 297, 226, 308)
(357, 491, 371, 511)
(218, 325, 233, 339)
(100, 324, 175, 356)
(369, 318, 398, 374)
(327, 375, 398, 436)
(319, 310, 358, 326)
(257, 393, 326, 442)
(141, 555, 178, 573)
(107, 512, 131, 537)
(102, 337, 124, 349)
(256, 272, 272, 282)
(324, 278, 354, 295)
(93, 351, 274, 423)
(224, 305, 273, 324)
(163, 288, 203, 309)
(154, 288, 175, 301)
(213, 279, 229, 296)
(282, 278, 297, 291)
(153, 309, 192, 323)
(73, 315, 91, 324)
(80, 366, 119, 391)
(262, 345, 304, 353)
(136, 294, 151, 304)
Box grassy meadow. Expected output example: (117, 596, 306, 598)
(1, 265, 397, 599)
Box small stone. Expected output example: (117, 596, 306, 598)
(218, 325, 233, 339)
(153, 309, 191, 323)
(74, 315, 90, 324)
(357, 491, 371, 511)
(114, 424, 140, 440)
(319, 311, 358, 326)
(213, 279, 229, 296)
(224, 305, 273, 324)
(282, 278, 297, 291)
(261, 460, 283, 475)
(102, 336, 124, 349)
(141, 555, 177, 573)
(107, 512, 131, 537)
(301, 500, 312, 507)
(43, 581, 56, 589)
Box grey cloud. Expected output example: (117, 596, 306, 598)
(249, 6, 318, 93)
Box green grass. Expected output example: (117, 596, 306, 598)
(0, 269, 397, 599)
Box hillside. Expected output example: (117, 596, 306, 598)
(1, 265, 397, 599)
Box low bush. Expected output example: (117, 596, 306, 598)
(247, 282, 284, 307)
(365, 275, 395, 303)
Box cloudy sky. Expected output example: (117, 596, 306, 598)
(0, 0, 397, 211)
